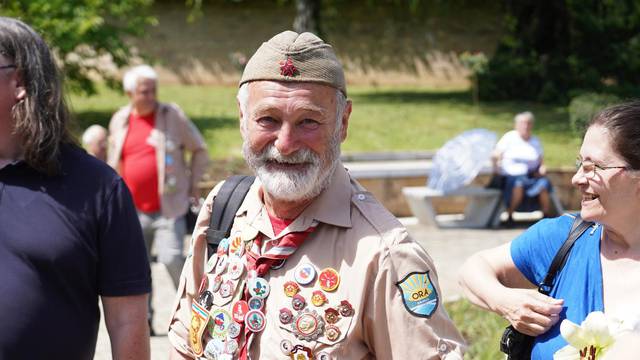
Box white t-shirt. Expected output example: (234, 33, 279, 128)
(495, 130, 543, 176)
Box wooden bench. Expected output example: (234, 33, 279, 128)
(402, 186, 502, 228)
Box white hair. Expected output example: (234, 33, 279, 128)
(123, 64, 157, 92)
(81, 124, 107, 146)
(237, 82, 347, 133)
(514, 111, 535, 123)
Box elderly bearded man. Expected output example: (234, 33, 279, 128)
(168, 31, 465, 360)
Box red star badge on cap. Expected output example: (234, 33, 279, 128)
(279, 57, 297, 77)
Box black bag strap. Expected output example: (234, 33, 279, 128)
(538, 215, 593, 295)
(205, 175, 255, 254)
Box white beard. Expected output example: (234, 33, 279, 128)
(243, 138, 341, 202)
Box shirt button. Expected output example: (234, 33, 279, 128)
(357, 194, 366, 201)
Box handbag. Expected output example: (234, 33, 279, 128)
(500, 215, 593, 359)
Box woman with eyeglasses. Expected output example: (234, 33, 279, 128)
(458, 101, 640, 359)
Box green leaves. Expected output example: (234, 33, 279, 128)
(0, 0, 156, 95)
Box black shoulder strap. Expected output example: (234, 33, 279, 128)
(538, 215, 594, 295)
(206, 175, 255, 254)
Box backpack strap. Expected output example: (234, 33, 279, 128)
(206, 175, 255, 255)
(538, 215, 594, 295)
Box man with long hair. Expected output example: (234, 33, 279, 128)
(0, 17, 151, 359)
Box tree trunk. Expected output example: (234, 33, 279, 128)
(293, 0, 322, 36)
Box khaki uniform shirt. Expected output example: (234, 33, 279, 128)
(107, 102, 209, 218)
(168, 165, 465, 359)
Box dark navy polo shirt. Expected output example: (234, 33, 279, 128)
(0, 144, 151, 359)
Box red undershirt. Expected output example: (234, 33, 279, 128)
(121, 112, 160, 212)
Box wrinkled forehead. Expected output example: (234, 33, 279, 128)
(247, 80, 336, 112)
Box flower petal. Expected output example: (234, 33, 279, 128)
(560, 319, 590, 349)
(553, 344, 580, 360)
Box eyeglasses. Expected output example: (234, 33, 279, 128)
(0, 64, 16, 71)
(575, 157, 628, 178)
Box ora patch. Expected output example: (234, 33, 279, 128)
(396, 271, 439, 318)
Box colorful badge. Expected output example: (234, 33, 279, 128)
(227, 321, 241, 339)
(338, 300, 354, 317)
(324, 308, 340, 324)
(219, 280, 234, 298)
(205, 254, 218, 273)
(229, 236, 243, 256)
(279, 57, 298, 77)
(225, 338, 239, 355)
(245, 310, 267, 332)
(283, 281, 300, 297)
(292, 294, 306, 311)
(290, 345, 314, 360)
(210, 274, 223, 292)
(311, 290, 327, 307)
(279, 339, 293, 355)
(189, 301, 211, 356)
(325, 324, 341, 341)
(204, 338, 224, 359)
(395, 271, 439, 318)
(279, 307, 293, 324)
(318, 268, 340, 292)
(292, 309, 325, 341)
(231, 300, 249, 323)
(218, 238, 230, 254)
(227, 257, 245, 280)
(208, 308, 232, 339)
(215, 254, 228, 274)
(248, 296, 264, 310)
(294, 263, 316, 285)
(248, 277, 270, 299)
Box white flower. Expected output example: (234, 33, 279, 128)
(553, 311, 627, 360)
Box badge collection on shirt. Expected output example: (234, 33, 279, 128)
(191, 234, 355, 360)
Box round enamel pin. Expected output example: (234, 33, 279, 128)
(318, 268, 340, 292)
(219, 280, 233, 298)
(205, 254, 218, 273)
(227, 321, 241, 339)
(248, 277, 270, 298)
(231, 300, 249, 323)
(283, 281, 300, 297)
(248, 296, 264, 310)
(204, 338, 224, 359)
(294, 263, 316, 285)
(210, 274, 223, 292)
(227, 257, 244, 280)
(325, 324, 341, 341)
(215, 254, 228, 274)
(208, 309, 232, 339)
(292, 294, 306, 311)
(317, 352, 332, 360)
(338, 300, 354, 317)
(229, 236, 243, 256)
(225, 338, 239, 354)
(292, 309, 324, 341)
(245, 310, 266, 332)
(311, 290, 327, 307)
(279, 308, 293, 324)
(279, 339, 293, 355)
(324, 308, 340, 324)
(218, 238, 230, 254)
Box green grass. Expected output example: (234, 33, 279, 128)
(68, 84, 581, 168)
(445, 299, 508, 360)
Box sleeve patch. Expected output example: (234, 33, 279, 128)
(395, 271, 439, 318)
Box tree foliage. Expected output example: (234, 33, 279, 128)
(479, 0, 640, 103)
(0, 0, 156, 94)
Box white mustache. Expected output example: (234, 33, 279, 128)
(257, 145, 319, 166)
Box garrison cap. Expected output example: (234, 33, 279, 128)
(240, 30, 346, 95)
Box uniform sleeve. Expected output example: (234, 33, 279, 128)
(364, 232, 466, 360)
(510, 216, 573, 286)
(97, 178, 151, 296)
(167, 182, 221, 357)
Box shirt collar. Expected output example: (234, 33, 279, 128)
(237, 163, 353, 238)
